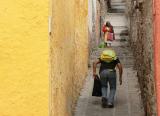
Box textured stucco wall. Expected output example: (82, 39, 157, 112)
(95, 0, 101, 45)
(99, 0, 108, 39)
(0, 0, 49, 116)
(100, 0, 108, 23)
(128, 0, 156, 115)
(88, 0, 98, 53)
(88, 0, 97, 32)
(50, 0, 88, 116)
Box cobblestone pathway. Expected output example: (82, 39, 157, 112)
(74, 0, 145, 116)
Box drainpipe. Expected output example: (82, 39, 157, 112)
(153, 0, 160, 115)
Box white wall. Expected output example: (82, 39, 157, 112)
(88, 0, 97, 33)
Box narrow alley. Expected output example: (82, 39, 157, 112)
(74, 0, 144, 115)
(0, 0, 158, 116)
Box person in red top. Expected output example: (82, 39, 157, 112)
(102, 21, 115, 46)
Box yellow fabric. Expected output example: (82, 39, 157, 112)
(100, 49, 117, 62)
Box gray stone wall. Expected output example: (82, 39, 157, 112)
(100, 0, 108, 37)
(128, 0, 157, 115)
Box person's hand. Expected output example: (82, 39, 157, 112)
(93, 73, 97, 79)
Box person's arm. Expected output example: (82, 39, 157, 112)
(116, 63, 123, 85)
(112, 28, 115, 40)
(102, 25, 107, 33)
(93, 60, 101, 79)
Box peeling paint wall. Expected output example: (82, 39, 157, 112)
(128, 0, 156, 115)
(50, 0, 88, 116)
(0, 0, 49, 116)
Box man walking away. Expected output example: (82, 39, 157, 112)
(93, 48, 123, 108)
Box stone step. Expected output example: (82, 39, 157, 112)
(114, 27, 128, 34)
(115, 36, 129, 42)
(113, 26, 128, 29)
(105, 15, 127, 27)
(110, 41, 128, 47)
(106, 12, 125, 16)
(94, 46, 133, 54)
(109, 2, 126, 13)
(111, 0, 126, 3)
(115, 32, 129, 36)
(111, 2, 126, 9)
(108, 9, 125, 13)
(111, 2, 126, 6)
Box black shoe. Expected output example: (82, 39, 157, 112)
(101, 97, 107, 108)
(108, 103, 114, 108)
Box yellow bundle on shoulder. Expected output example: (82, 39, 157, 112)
(100, 49, 117, 62)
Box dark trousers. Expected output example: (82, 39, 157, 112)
(100, 69, 117, 104)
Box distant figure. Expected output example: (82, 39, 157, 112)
(107, 0, 111, 10)
(93, 48, 123, 108)
(102, 21, 115, 46)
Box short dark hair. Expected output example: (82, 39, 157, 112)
(106, 21, 111, 27)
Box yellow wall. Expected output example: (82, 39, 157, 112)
(50, 0, 88, 116)
(0, 0, 49, 116)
